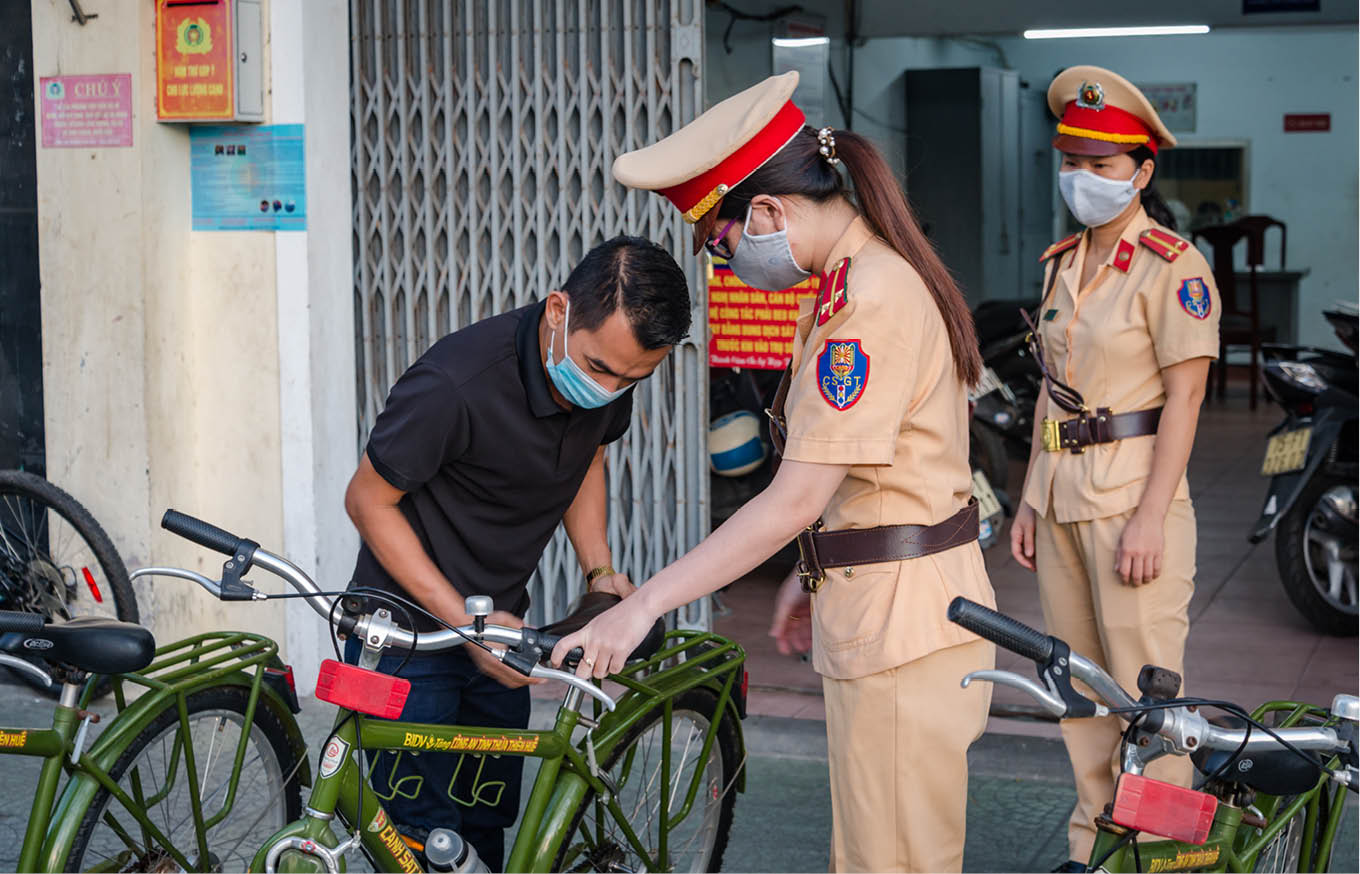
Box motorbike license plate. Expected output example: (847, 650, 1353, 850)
(1261, 427, 1311, 476)
(968, 367, 1003, 403)
(972, 471, 1003, 522)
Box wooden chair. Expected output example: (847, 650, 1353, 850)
(1192, 216, 1287, 409)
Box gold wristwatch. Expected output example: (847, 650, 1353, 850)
(585, 564, 616, 589)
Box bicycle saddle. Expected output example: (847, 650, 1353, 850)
(0, 616, 156, 675)
(1191, 715, 1322, 796)
(535, 591, 666, 665)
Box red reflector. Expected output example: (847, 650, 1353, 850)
(1111, 774, 1216, 845)
(315, 659, 410, 719)
(266, 664, 297, 695)
(81, 567, 103, 603)
(741, 670, 749, 700)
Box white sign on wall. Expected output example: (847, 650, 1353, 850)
(1139, 82, 1197, 133)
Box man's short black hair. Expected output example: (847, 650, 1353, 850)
(561, 236, 691, 349)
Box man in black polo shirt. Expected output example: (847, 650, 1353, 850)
(342, 236, 690, 868)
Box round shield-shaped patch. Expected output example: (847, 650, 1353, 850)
(1178, 277, 1212, 320)
(817, 339, 870, 410)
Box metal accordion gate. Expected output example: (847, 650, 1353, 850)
(350, 0, 710, 627)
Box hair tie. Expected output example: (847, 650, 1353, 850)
(817, 127, 840, 166)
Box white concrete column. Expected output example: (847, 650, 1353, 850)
(270, 0, 358, 688)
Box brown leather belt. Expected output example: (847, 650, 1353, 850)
(796, 499, 980, 593)
(1041, 407, 1162, 454)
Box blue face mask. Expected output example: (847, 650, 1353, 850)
(545, 300, 629, 409)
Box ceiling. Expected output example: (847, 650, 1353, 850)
(853, 0, 1358, 37)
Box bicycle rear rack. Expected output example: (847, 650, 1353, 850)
(611, 629, 746, 702)
(87, 631, 279, 709)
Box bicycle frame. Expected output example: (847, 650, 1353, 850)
(253, 629, 746, 873)
(5, 631, 310, 872)
(1088, 701, 1349, 873)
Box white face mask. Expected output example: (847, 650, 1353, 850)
(1059, 168, 1140, 228)
(725, 201, 812, 291)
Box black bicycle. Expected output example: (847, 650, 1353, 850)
(0, 470, 138, 693)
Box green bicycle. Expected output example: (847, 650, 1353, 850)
(948, 598, 1358, 873)
(0, 606, 309, 872)
(156, 509, 748, 873)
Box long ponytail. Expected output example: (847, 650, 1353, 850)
(717, 126, 982, 386)
(834, 131, 982, 386)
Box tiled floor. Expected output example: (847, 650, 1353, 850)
(713, 380, 1359, 736)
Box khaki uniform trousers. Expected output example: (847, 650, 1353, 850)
(822, 638, 994, 873)
(1035, 498, 1196, 862)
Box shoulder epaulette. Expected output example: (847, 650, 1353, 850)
(1039, 233, 1081, 263)
(1139, 228, 1191, 262)
(815, 257, 851, 326)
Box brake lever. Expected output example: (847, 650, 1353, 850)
(961, 669, 1106, 719)
(527, 662, 617, 711)
(130, 566, 265, 601)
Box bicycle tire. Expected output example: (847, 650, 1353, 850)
(552, 688, 741, 873)
(0, 470, 138, 695)
(63, 684, 304, 872)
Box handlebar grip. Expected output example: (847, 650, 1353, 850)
(947, 597, 1054, 663)
(162, 509, 244, 557)
(0, 611, 46, 633)
(533, 631, 583, 670)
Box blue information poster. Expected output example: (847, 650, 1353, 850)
(190, 124, 306, 231)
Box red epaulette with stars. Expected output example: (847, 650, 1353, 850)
(815, 257, 851, 326)
(1038, 233, 1081, 263)
(1139, 227, 1191, 262)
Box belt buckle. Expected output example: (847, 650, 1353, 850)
(795, 521, 825, 593)
(797, 561, 825, 594)
(1041, 417, 1061, 453)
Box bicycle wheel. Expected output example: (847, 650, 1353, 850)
(64, 684, 304, 872)
(553, 688, 741, 873)
(1252, 795, 1306, 872)
(0, 470, 137, 693)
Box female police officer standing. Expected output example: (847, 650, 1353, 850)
(550, 72, 996, 872)
(1008, 66, 1222, 867)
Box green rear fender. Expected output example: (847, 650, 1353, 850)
(38, 668, 311, 870)
(593, 672, 748, 794)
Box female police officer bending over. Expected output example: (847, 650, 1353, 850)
(551, 72, 997, 873)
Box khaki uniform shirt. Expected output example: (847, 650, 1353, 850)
(1022, 208, 1221, 523)
(782, 217, 996, 681)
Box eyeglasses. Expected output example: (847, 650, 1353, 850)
(704, 217, 740, 260)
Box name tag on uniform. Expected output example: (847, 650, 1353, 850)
(1043, 308, 1059, 321)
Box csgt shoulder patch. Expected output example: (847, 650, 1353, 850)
(817, 339, 869, 410)
(1177, 277, 1212, 319)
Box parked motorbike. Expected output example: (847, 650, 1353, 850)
(971, 299, 1042, 464)
(1249, 306, 1358, 636)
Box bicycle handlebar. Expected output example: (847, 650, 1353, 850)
(144, 509, 612, 709)
(947, 597, 1350, 763)
(162, 509, 251, 557)
(946, 597, 1053, 663)
(0, 610, 47, 633)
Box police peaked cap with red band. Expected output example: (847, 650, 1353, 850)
(1047, 66, 1177, 157)
(612, 72, 807, 252)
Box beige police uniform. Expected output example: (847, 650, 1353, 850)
(782, 217, 996, 872)
(612, 72, 996, 873)
(1023, 206, 1221, 860)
